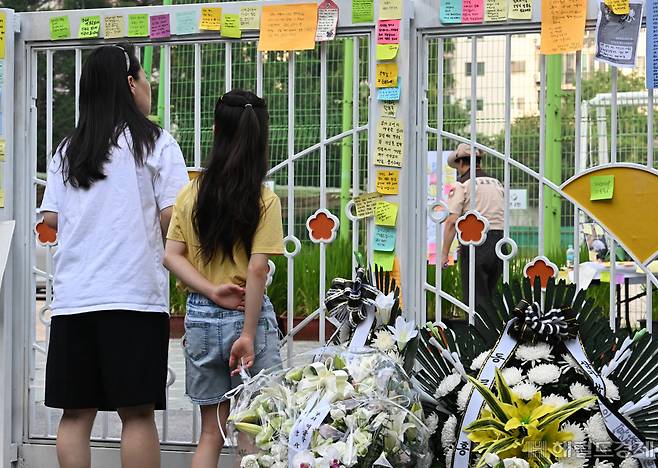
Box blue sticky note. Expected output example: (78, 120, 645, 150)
(377, 78, 401, 101)
(648, 1, 658, 88)
(374, 225, 397, 252)
(175, 10, 198, 35)
(440, 0, 462, 24)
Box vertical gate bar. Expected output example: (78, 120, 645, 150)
(435, 37, 444, 321)
(194, 44, 202, 169)
(134, 46, 141, 62)
(538, 55, 546, 257)
(256, 50, 263, 97)
(45, 50, 55, 437)
(287, 53, 296, 364)
(367, 31, 377, 267)
(573, 52, 582, 286)
(502, 35, 511, 282)
(417, 35, 429, 325)
(225, 42, 232, 93)
(351, 37, 360, 273)
(468, 36, 477, 323)
(609, 67, 618, 330)
(101, 412, 109, 439)
(192, 403, 200, 444)
(75, 49, 82, 125)
(319, 43, 327, 344)
(163, 45, 171, 133)
(648, 88, 654, 333)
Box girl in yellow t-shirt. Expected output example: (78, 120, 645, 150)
(164, 90, 283, 468)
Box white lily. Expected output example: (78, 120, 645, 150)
(374, 452, 394, 467)
(292, 450, 315, 468)
(387, 316, 418, 351)
(375, 292, 395, 325)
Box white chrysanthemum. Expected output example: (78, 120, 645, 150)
(240, 455, 260, 468)
(503, 458, 530, 468)
(551, 457, 586, 468)
(569, 383, 596, 409)
(501, 367, 524, 387)
(457, 382, 473, 412)
(593, 460, 614, 468)
(425, 412, 439, 434)
(560, 353, 582, 373)
(441, 414, 457, 449)
(585, 413, 612, 449)
(561, 422, 587, 443)
(386, 350, 405, 367)
(372, 330, 396, 352)
(528, 363, 561, 385)
(434, 373, 462, 398)
(543, 394, 569, 408)
(620, 458, 640, 468)
(603, 377, 620, 401)
(484, 453, 501, 466)
(516, 343, 553, 363)
(470, 350, 490, 371)
(445, 448, 454, 468)
(511, 382, 539, 400)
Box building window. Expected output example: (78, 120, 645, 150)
(465, 62, 485, 76)
(477, 99, 484, 111)
(511, 61, 526, 73)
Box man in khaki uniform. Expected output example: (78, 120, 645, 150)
(441, 144, 505, 312)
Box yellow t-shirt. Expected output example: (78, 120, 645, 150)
(167, 181, 284, 288)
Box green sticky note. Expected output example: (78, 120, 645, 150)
(373, 250, 395, 271)
(78, 16, 101, 38)
(352, 0, 374, 23)
(590, 175, 614, 201)
(50, 16, 71, 40)
(128, 14, 149, 37)
(221, 13, 241, 38)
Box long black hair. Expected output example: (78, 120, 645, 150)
(60, 43, 161, 189)
(193, 90, 269, 264)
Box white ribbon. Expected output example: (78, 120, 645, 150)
(288, 393, 331, 467)
(349, 303, 375, 351)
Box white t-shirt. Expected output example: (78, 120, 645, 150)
(39, 129, 189, 316)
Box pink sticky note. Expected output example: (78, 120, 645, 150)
(377, 19, 400, 44)
(149, 14, 171, 39)
(462, 0, 484, 23)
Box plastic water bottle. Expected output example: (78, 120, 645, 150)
(566, 244, 575, 268)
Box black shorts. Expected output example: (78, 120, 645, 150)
(45, 310, 169, 411)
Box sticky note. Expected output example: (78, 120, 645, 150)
(0, 13, 5, 60)
(221, 14, 241, 38)
(605, 0, 630, 15)
(104, 16, 125, 39)
(377, 19, 400, 44)
(78, 16, 101, 39)
(353, 192, 382, 218)
(315, 0, 339, 42)
(0, 190, 4, 208)
(375, 117, 404, 167)
(376, 170, 400, 194)
(0, 139, 5, 162)
(379, 0, 402, 19)
(440, 0, 462, 23)
(50, 16, 71, 40)
(540, 0, 587, 55)
(376, 44, 399, 61)
(375, 201, 399, 226)
(590, 175, 614, 201)
(381, 103, 398, 117)
(509, 0, 532, 20)
(376, 63, 398, 88)
(377, 82, 401, 101)
(484, 0, 507, 22)
(259, 4, 317, 51)
(128, 14, 149, 37)
(462, 0, 484, 23)
(240, 7, 260, 30)
(200, 7, 222, 31)
(374, 225, 397, 251)
(175, 11, 198, 35)
(149, 14, 170, 39)
(352, 0, 374, 23)
(374, 251, 395, 271)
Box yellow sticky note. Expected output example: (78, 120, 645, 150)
(540, 0, 587, 55)
(375, 201, 399, 226)
(381, 103, 398, 117)
(485, 0, 507, 21)
(374, 251, 395, 271)
(376, 44, 399, 61)
(258, 4, 318, 51)
(104, 16, 125, 39)
(376, 63, 398, 88)
(0, 139, 5, 162)
(0, 190, 4, 208)
(78, 16, 101, 39)
(509, 0, 532, 20)
(353, 192, 382, 218)
(200, 7, 222, 31)
(221, 13, 241, 38)
(240, 7, 261, 30)
(376, 170, 399, 195)
(379, 0, 402, 20)
(375, 117, 404, 168)
(590, 175, 614, 201)
(604, 0, 630, 15)
(0, 13, 6, 60)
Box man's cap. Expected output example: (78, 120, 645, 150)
(447, 143, 483, 169)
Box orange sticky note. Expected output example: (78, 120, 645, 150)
(200, 7, 222, 31)
(540, 0, 587, 55)
(258, 4, 318, 52)
(376, 63, 398, 88)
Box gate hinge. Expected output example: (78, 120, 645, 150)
(13, 15, 21, 33)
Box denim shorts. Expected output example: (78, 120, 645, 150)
(183, 293, 282, 405)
